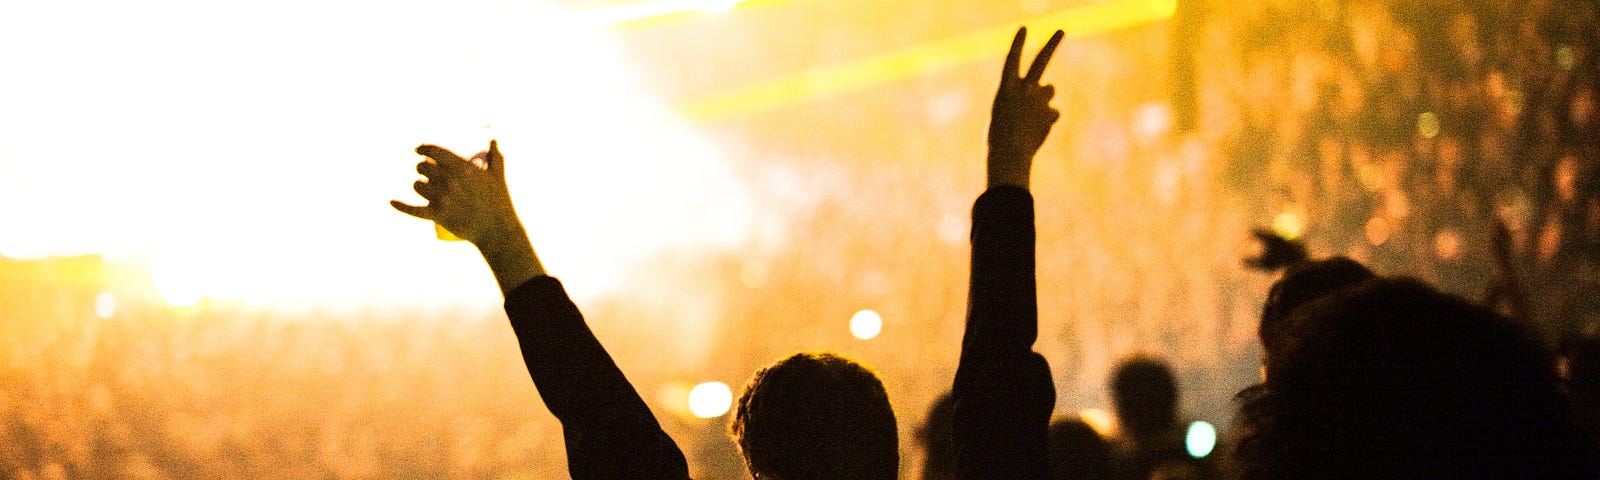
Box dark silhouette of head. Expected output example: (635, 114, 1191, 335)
(1233, 278, 1591, 479)
(1048, 417, 1114, 480)
(1111, 356, 1180, 439)
(730, 352, 898, 480)
(917, 392, 956, 480)
(1259, 256, 1375, 368)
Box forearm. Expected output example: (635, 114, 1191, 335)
(474, 222, 546, 296)
(953, 186, 1053, 479)
(505, 277, 690, 478)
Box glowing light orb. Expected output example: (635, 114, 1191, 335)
(1434, 228, 1462, 260)
(1272, 210, 1306, 240)
(94, 292, 117, 319)
(850, 309, 883, 340)
(1417, 112, 1441, 139)
(1185, 421, 1217, 458)
(1078, 408, 1117, 436)
(1365, 216, 1393, 246)
(688, 382, 733, 418)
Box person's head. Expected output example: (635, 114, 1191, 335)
(731, 352, 898, 480)
(1048, 417, 1114, 480)
(917, 392, 956, 480)
(1259, 256, 1375, 368)
(1110, 356, 1179, 438)
(1233, 278, 1590, 479)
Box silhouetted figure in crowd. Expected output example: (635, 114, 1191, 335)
(731, 352, 898, 479)
(1231, 278, 1592, 479)
(392, 141, 898, 479)
(1107, 357, 1215, 480)
(1048, 417, 1114, 480)
(1257, 257, 1374, 372)
(919, 393, 957, 480)
(389, 25, 1066, 479)
(952, 25, 1064, 479)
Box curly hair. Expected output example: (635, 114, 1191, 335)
(1232, 278, 1591, 480)
(730, 352, 898, 480)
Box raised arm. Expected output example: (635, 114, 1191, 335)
(953, 26, 1063, 480)
(391, 142, 689, 478)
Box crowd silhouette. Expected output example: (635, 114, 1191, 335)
(385, 18, 1600, 480)
(4, 0, 1599, 478)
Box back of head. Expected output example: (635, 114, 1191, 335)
(731, 352, 898, 480)
(1111, 356, 1179, 438)
(1234, 278, 1589, 479)
(1259, 257, 1375, 366)
(1048, 417, 1114, 480)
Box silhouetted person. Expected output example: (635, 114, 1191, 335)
(1048, 417, 1114, 480)
(1108, 357, 1213, 480)
(1258, 257, 1374, 372)
(952, 26, 1063, 479)
(919, 393, 957, 480)
(730, 352, 898, 479)
(1231, 278, 1592, 479)
(391, 143, 897, 479)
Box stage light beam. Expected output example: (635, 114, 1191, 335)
(678, 0, 1180, 120)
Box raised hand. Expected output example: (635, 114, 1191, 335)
(391, 140, 544, 294)
(987, 27, 1064, 189)
(1244, 228, 1310, 271)
(391, 141, 520, 245)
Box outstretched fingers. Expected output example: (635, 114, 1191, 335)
(1003, 27, 1028, 83)
(417, 144, 472, 170)
(390, 200, 432, 220)
(486, 140, 503, 176)
(1023, 29, 1065, 84)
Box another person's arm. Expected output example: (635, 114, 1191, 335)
(392, 142, 689, 478)
(953, 27, 1063, 480)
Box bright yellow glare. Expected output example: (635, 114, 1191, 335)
(679, 0, 1178, 120)
(0, 0, 751, 310)
(850, 309, 883, 340)
(153, 258, 205, 308)
(688, 381, 734, 418)
(579, 0, 760, 28)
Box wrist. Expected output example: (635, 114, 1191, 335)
(986, 152, 1032, 189)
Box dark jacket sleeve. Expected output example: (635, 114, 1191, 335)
(953, 186, 1056, 479)
(503, 276, 691, 479)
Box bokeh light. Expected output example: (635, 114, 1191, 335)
(1185, 421, 1217, 458)
(1079, 408, 1117, 436)
(850, 309, 883, 340)
(688, 381, 733, 418)
(1272, 210, 1307, 240)
(94, 292, 116, 319)
(1417, 111, 1441, 139)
